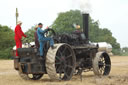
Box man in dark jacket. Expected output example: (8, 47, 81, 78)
(34, 25, 39, 48)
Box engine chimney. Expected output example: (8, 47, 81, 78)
(83, 13, 89, 43)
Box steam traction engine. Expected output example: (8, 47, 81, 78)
(13, 14, 111, 80)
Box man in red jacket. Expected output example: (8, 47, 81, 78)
(14, 21, 27, 57)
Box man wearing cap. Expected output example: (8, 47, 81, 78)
(37, 23, 55, 57)
(14, 21, 27, 56)
(14, 21, 27, 70)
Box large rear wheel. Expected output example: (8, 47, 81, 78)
(46, 44, 76, 80)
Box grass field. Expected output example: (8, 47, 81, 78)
(0, 56, 128, 85)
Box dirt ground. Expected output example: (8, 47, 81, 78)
(0, 56, 128, 85)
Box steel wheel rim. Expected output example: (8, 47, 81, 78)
(55, 45, 75, 80)
(98, 54, 111, 75)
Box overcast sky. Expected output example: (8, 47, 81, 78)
(0, 0, 128, 47)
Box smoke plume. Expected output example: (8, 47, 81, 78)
(73, 0, 92, 13)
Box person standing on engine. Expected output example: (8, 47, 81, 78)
(14, 21, 27, 57)
(14, 21, 27, 70)
(37, 23, 55, 57)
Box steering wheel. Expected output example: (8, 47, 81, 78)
(44, 28, 60, 43)
(44, 28, 56, 38)
(43, 28, 57, 52)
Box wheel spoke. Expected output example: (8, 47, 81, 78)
(56, 56, 62, 61)
(99, 67, 104, 74)
(64, 72, 69, 78)
(99, 69, 102, 74)
(63, 69, 70, 79)
(55, 62, 61, 65)
(99, 63, 111, 67)
(101, 67, 105, 71)
(102, 60, 105, 63)
(65, 54, 72, 60)
(62, 46, 68, 55)
(100, 57, 104, 62)
(65, 64, 73, 69)
(58, 50, 63, 57)
(99, 63, 104, 65)
(56, 66, 61, 72)
(56, 65, 63, 72)
(105, 64, 111, 67)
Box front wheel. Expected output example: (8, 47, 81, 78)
(93, 52, 111, 76)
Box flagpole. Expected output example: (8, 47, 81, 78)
(16, 8, 19, 25)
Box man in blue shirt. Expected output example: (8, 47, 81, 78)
(37, 23, 55, 57)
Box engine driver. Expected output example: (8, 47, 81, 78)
(37, 23, 55, 57)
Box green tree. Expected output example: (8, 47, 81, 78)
(52, 10, 83, 33)
(0, 25, 15, 59)
(22, 26, 35, 43)
(51, 10, 120, 55)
